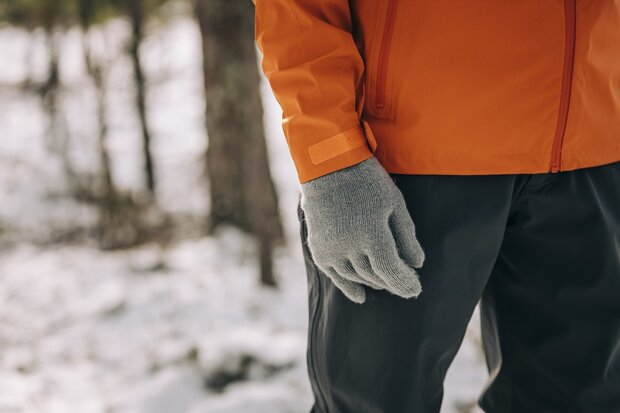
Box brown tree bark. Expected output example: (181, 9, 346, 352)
(127, 0, 156, 198)
(194, 0, 284, 287)
(79, 0, 114, 199)
(40, 28, 76, 186)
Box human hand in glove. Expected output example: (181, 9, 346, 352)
(300, 157, 425, 304)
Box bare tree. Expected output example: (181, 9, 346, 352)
(77, 0, 165, 250)
(78, 0, 115, 199)
(126, 0, 156, 198)
(194, 0, 284, 286)
(14, 0, 77, 183)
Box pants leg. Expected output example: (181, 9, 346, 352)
(479, 161, 620, 413)
(298, 174, 519, 413)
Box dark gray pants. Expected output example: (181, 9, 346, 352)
(298, 160, 620, 413)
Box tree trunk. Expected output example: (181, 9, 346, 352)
(127, 0, 156, 198)
(82, 29, 114, 199)
(41, 27, 76, 186)
(195, 0, 283, 287)
(41, 29, 61, 154)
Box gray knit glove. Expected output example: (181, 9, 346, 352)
(300, 157, 425, 304)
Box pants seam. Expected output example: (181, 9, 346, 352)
(298, 200, 330, 413)
(481, 180, 517, 413)
(499, 265, 515, 413)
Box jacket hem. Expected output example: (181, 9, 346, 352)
(374, 148, 620, 176)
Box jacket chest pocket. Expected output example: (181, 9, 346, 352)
(364, 0, 402, 120)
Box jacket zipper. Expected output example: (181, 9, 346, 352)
(550, 0, 576, 173)
(375, 0, 399, 109)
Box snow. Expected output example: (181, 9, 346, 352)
(0, 235, 312, 413)
(0, 11, 487, 413)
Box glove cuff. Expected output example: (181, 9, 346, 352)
(301, 157, 391, 199)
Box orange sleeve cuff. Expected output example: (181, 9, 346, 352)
(291, 124, 374, 183)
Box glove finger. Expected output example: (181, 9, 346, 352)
(389, 205, 426, 269)
(348, 256, 388, 291)
(325, 267, 367, 304)
(373, 257, 422, 299)
(368, 237, 423, 299)
(335, 259, 385, 291)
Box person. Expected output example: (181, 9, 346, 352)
(254, 1, 620, 412)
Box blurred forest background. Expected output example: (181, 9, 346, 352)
(0, 0, 486, 412)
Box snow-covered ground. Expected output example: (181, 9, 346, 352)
(0, 11, 487, 413)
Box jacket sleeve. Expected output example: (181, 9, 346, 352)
(254, 0, 374, 183)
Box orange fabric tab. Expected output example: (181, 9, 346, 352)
(308, 126, 368, 165)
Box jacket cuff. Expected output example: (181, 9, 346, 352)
(292, 124, 375, 183)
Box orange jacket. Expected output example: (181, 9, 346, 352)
(255, 1, 620, 183)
